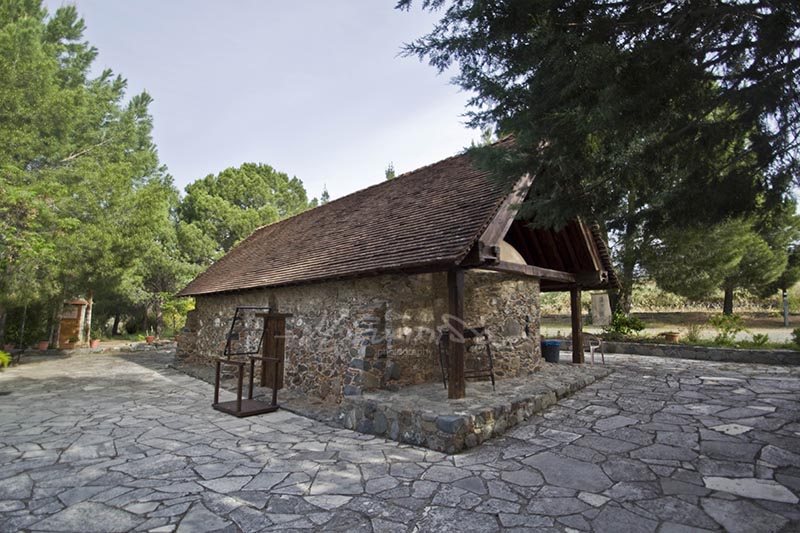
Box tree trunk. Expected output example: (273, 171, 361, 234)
(19, 302, 27, 348)
(0, 303, 6, 346)
(618, 258, 636, 314)
(46, 303, 55, 347)
(723, 286, 735, 315)
(112, 313, 121, 336)
(52, 303, 62, 348)
(155, 296, 163, 338)
(782, 288, 789, 327)
(617, 228, 638, 314)
(615, 195, 641, 314)
(85, 291, 93, 343)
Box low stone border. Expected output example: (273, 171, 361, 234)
(338, 363, 612, 454)
(61, 340, 177, 356)
(563, 340, 800, 365)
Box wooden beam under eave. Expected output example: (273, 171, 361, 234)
(447, 268, 466, 399)
(570, 287, 584, 364)
(540, 228, 567, 271)
(525, 225, 548, 266)
(482, 261, 576, 284)
(556, 226, 581, 271)
(577, 219, 603, 272)
(478, 173, 534, 248)
(565, 221, 593, 271)
(511, 221, 535, 264)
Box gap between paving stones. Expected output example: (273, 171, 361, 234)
(1, 350, 799, 532)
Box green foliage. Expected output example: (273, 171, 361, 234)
(0, 350, 10, 369)
(400, 1, 798, 318)
(792, 328, 800, 346)
(760, 246, 800, 298)
(630, 282, 692, 312)
(708, 314, 746, 345)
(0, 2, 246, 346)
(751, 333, 769, 346)
(643, 206, 800, 314)
(602, 310, 645, 339)
(685, 324, 703, 344)
(179, 163, 316, 262)
(0, 1, 187, 344)
(399, 1, 798, 232)
(3, 303, 48, 348)
(385, 163, 396, 181)
(644, 220, 766, 299)
(161, 296, 194, 336)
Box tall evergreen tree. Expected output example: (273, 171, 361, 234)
(399, 0, 799, 310)
(179, 163, 317, 262)
(643, 201, 800, 314)
(0, 1, 182, 343)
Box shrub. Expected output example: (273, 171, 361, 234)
(603, 310, 646, 338)
(0, 351, 10, 370)
(751, 333, 769, 346)
(685, 324, 703, 344)
(708, 314, 745, 345)
(792, 328, 800, 346)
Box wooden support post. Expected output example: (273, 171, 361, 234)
(448, 268, 466, 399)
(260, 319, 272, 387)
(570, 287, 584, 364)
(214, 360, 221, 404)
(236, 366, 244, 413)
(248, 358, 255, 400)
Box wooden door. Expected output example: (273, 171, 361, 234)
(261, 317, 285, 390)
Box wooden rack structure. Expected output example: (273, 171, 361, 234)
(212, 307, 292, 417)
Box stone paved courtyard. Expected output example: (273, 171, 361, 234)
(1, 351, 799, 532)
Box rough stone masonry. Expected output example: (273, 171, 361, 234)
(177, 270, 542, 402)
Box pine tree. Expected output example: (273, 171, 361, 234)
(399, 0, 799, 312)
(385, 163, 396, 180)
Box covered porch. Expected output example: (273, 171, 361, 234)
(443, 174, 620, 400)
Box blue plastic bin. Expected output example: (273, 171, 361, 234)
(541, 340, 561, 363)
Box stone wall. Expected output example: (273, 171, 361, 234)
(585, 340, 800, 366)
(177, 271, 541, 402)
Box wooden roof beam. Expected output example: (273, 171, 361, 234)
(577, 219, 603, 271)
(524, 224, 548, 266)
(481, 260, 576, 284)
(478, 173, 534, 249)
(538, 228, 567, 271)
(556, 227, 581, 271)
(510, 221, 535, 264)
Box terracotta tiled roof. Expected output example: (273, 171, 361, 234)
(178, 147, 515, 297)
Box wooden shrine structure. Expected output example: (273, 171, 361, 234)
(212, 307, 291, 417)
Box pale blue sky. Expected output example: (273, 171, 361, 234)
(44, 0, 478, 201)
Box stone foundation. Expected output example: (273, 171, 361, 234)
(178, 271, 541, 401)
(339, 363, 613, 454)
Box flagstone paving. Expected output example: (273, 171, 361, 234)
(1, 350, 799, 532)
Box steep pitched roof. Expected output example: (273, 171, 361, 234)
(178, 146, 515, 297)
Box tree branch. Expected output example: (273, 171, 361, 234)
(60, 138, 111, 163)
